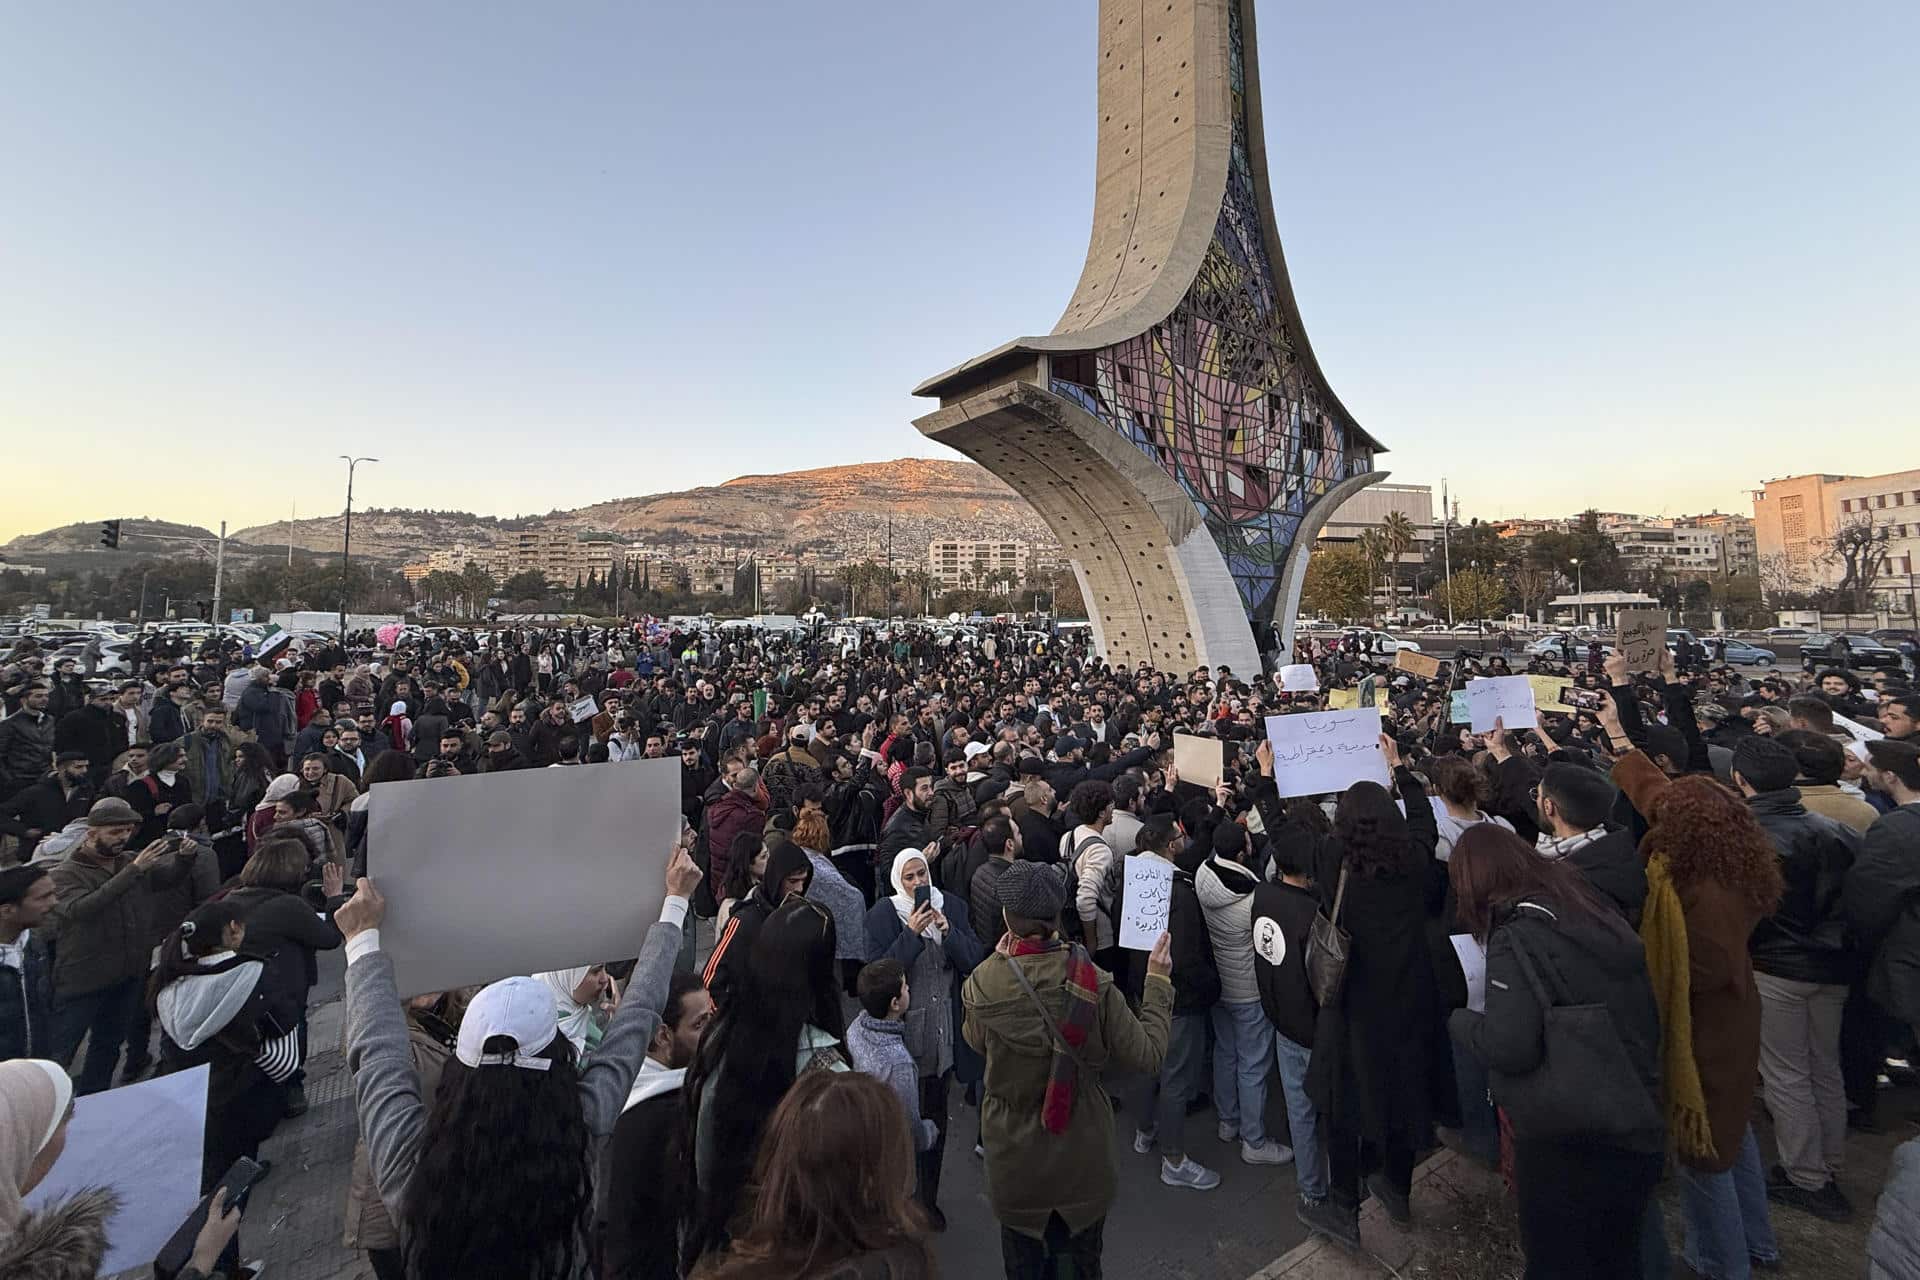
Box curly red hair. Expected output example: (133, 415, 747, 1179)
(1645, 775, 1784, 914)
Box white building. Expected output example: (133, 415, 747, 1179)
(928, 539, 1032, 589)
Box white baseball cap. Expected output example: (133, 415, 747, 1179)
(455, 976, 558, 1071)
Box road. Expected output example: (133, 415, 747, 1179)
(247, 930, 1315, 1280)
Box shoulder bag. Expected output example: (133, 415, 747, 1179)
(1305, 863, 1351, 1007)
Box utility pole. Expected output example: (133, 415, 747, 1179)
(1440, 477, 1454, 627)
(287, 501, 295, 567)
(211, 521, 227, 629)
(338, 456, 378, 642)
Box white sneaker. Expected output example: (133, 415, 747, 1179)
(1241, 1139, 1295, 1166)
(1161, 1156, 1222, 1190)
(1217, 1121, 1239, 1143)
(1132, 1128, 1157, 1155)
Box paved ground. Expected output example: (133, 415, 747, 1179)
(244, 931, 1319, 1280)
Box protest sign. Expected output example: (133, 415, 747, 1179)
(1450, 935, 1487, 1013)
(1526, 674, 1573, 708)
(1172, 732, 1224, 789)
(1465, 676, 1537, 731)
(568, 695, 599, 723)
(1833, 711, 1884, 762)
(1394, 649, 1442, 680)
(1118, 855, 1175, 951)
(1278, 663, 1320, 692)
(1265, 708, 1391, 798)
(27, 1065, 208, 1276)
(1449, 690, 1470, 723)
(1326, 687, 1388, 710)
(370, 758, 681, 995)
(1617, 610, 1668, 671)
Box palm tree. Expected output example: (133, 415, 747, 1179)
(1379, 511, 1416, 615)
(1355, 529, 1389, 624)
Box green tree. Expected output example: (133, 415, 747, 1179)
(1430, 568, 1507, 624)
(1302, 545, 1372, 622)
(1354, 530, 1389, 622)
(1379, 510, 1417, 608)
(1529, 512, 1624, 589)
(501, 570, 551, 600)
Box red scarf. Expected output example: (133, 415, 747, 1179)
(1010, 937, 1099, 1135)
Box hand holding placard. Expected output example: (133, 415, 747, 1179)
(1264, 708, 1392, 798)
(1465, 676, 1537, 731)
(1616, 610, 1667, 671)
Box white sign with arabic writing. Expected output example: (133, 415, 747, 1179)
(1264, 708, 1391, 799)
(1118, 853, 1175, 951)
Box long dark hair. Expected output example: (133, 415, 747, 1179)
(683, 898, 844, 1266)
(721, 831, 765, 905)
(1448, 823, 1629, 943)
(1333, 781, 1415, 879)
(401, 1027, 592, 1280)
(148, 898, 247, 1012)
(693, 1072, 931, 1279)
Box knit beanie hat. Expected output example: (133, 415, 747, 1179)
(999, 860, 1068, 921)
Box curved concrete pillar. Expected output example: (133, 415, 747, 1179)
(914, 0, 1384, 669)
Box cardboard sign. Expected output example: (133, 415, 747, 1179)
(369, 758, 681, 995)
(1326, 687, 1389, 710)
(1278, 664, 1320, 692)
(1465, 676, 1537, 731)
(26, 1066, 208, 1276)
(1118, 854, 1175, 951)
(568, 695, 599, 723)
(1526, 674, 1573, 709)
(1394, 649, 1442, 680)
(1264, 708, 1391, 798)
(1617, 610, 1668, 671)
(1172, 732, 1224, 789)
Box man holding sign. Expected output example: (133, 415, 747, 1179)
(1263, 709, 1392, 798)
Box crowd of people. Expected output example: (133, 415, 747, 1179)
(0, 615, 1917, 1278)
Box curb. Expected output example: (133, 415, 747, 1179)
(1246, 1148, 1498, 1279)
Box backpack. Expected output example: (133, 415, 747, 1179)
(1060, 831, 1124, 947)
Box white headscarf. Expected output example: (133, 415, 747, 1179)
(534, 967, 602, 1055)
(888, 848, 945, 940)
(257, 773, 301, 812)
(0, 1059, 73, 1231)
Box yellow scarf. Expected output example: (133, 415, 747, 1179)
(1640, 855, 1716, 1162)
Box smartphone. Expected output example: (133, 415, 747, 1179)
(914, 883, 932, 910)
(1559, 687, 1604, 711)
(153, 1156, 266, 1277)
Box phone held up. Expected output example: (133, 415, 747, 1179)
(153, 1155, 266, 1278)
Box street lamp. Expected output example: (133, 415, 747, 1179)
(1570, 556, 1583, 629)
(338, 456, 379, 641)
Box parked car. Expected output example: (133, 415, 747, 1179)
(38, 641, 132, 675)
(1871, 629, 1916, 652)
(1715, 639, 1776, 668)
(1339, 628, 1421, 655)
(1798, 633, 1904, 671)
(1526, 632, 1612, 657)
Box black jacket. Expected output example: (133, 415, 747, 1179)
(875, 802, 931, 871)
(1250, 879, 1318, 1046)
(55, 706, 126, 772)
(1747, 788, 1860, 985)
(599, 1073, 689, 1280)
(0, 930, 54, 1061)
(0, 709, 54, 799)
(1123, 856, 1220, 1016)
(0, 775, 91, 842)
(1843, 803, 1920, 1025)
(1564, 828, 1648, 930)
(148, 699, 187, 745)
(1448, 897, 1664, 1153)
(223, 885, 344, 994)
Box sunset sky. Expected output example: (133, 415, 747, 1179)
(3, 0, 1915, 539)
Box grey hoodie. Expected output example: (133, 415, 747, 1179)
(1195, 857, 1261, 1004)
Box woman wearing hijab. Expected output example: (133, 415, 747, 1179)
(379, 702, 412, 755)
(0, 1057, 245, 1278)
(864, 847, 987, 1228)
(535, 965, 617, 1057)
(246, 774, 301, 854)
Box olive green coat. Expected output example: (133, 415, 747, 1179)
(962, 950, 1171, 1237)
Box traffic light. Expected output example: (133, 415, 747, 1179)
(100, 520, 122, 549)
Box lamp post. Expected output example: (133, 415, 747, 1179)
(1570, 556, 1583, 629)
(338, 456, 378, 642)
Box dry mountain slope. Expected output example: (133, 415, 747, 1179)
(215, 459, 1050, 563)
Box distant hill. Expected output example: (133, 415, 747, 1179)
(3, 459, 1056, 566)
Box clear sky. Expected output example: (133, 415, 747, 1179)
(3, 0, 1915, 540)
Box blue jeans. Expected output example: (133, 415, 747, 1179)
(1451, 1038, 1499, 1165)
(1679, 1126, 1779, 1280)
(1273, 1030, 1327, 1202)
(53, 977, 142, 1096)
(1210, 1001, 1274, 1147)
(1127, 1012, 1206, 1159)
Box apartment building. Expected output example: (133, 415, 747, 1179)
(1754, 469, 1920, 589)
(1598, 515, 1723, 577)
(928, 539, 1032, 589)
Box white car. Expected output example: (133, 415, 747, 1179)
(1341, 628, 1422, 655)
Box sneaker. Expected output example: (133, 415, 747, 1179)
(1132, 1128, 1157, 1155)
(1217, 1121, 1239, 1143)
(1241, 1139, 1294, 1166)
(1160, 1156, 1222, 1190)
(1366, 1172, 1411, 1225)
(1296, 1198, 1361, 1251)
(283, 1082, 309, 1118)
(1767, 1177, 1852, 1223)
